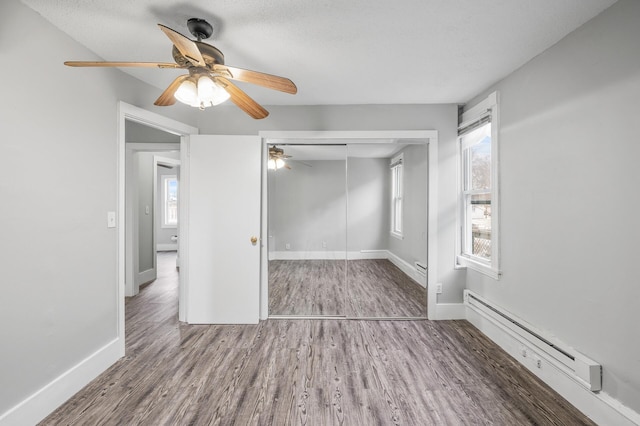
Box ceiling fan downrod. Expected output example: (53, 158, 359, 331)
(187, 18, 213, 42)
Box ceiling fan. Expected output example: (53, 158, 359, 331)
(268, 146, 292, 170)
(64, 18, 297, 119)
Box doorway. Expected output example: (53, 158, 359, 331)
(117, 102, 198, 355)
(259, 131, 439, 321)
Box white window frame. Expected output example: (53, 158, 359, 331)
(390, 153, 404, 240)
(161, 174, 178, 229)
(456, 92, 501, 279)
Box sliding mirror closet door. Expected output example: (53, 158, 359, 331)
(346, 142, 428, 318)
(268, 145, 347, 317)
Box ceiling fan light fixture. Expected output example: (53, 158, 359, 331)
(197, 75, 230, 106)
(268, 158, 286, 170)
(174, 76, 231, 110)
(174, 79, 199, 107)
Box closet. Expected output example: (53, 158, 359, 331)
(268, 141, 428, 319)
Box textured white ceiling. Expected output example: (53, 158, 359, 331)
(21, 0, 616, 105)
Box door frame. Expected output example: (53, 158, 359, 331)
(117, 102, 198, 355)
(259, 130, 439, 320)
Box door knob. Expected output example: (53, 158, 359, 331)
(250, 236, 258, 245)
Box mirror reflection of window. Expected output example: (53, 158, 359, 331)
(390, 153, 404, 239)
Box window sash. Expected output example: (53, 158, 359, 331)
(460, 121, 492, 262)
(391, 163, 403, 236)
(163, 175, 178, 227)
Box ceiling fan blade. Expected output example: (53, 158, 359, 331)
(64, 61, 183, 69)
(216, 77, 269, 119)
(213, 64, 297, 94)
(154, 75, 190, 106)
(158, 24, 206, 67)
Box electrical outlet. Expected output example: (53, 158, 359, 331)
(435, 283, 443, 294)
(285, 243, 291, 250)
(322, 241, 327, 248)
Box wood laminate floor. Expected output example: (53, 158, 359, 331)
(269, 259, 426, 317)
(41, 252, 595, 425)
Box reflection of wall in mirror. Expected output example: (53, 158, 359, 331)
(268, 144, 427, 275)
(387, 144, 428, 268)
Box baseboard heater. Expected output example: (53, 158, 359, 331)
(464, 290, 602, 391)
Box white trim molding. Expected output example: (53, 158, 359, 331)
(118, 102, 198, 354)
(435, 303, 466, 320)
(259, 130, 439, 320)
(0, 339, 120, 426)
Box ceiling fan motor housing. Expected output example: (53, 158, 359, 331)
(172, 42, 225, 68)
(187, 18, 214, 40)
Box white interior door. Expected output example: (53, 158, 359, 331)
(185, 135, 261, 324)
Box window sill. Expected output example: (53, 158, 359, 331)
(456, 255, 501, 280)
(390, 231, 404, 240)
(161, 224, 178, 229)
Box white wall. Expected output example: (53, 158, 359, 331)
(0, 0, 196, 418)
(463, 0, 640, 414)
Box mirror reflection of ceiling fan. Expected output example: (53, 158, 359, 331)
(64, 18, 297, 119)
(268, 146, 313, 170)
(268, 146, 292, 170)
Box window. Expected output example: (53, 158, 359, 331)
(162, 175, 178, 228)
(457, 92, 500, 278)
(390, 154, 404, 239)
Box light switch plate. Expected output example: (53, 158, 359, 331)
(107, 211, 116, 228)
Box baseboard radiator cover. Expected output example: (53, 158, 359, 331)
(464, 290, 602, 392)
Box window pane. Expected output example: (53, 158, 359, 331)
(165, 177, 178, 226)
(461, 123, 491, 191)
(470, 193, 491, 259)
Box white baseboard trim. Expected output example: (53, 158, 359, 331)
(435, 303, 466, 320)
(0, 338, 121, 426)
(137, 268, 156, 286)
(271, 250, 390, 261)
(352, 250, 389, 260)
(465, 307, 640, 426)
(386, 251, 426, 288)
(156, 243, 178, 251)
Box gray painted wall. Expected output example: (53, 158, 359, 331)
(346, 158, 390, 252)
(125, 120, 181, 143)
(0, 0, 196, 416)
(270, 159, 347, 254)
(137, 152, 155, 272)
(269, 157, 391, 255)
(387, 144, 428, 267)
(464, 0, 640, 412)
